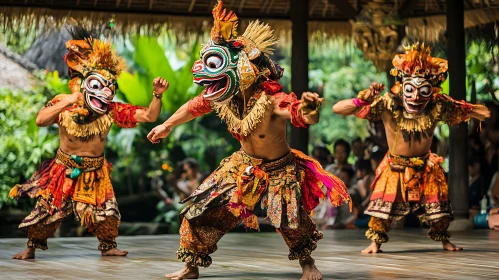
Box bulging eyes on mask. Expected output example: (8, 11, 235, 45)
(83, 73, 117, 115)
(402, 78, 433, 114)
(192, 44, 240, 103)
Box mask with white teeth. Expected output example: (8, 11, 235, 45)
(82, 73, 118, 115)
(401, 77, 433, 115)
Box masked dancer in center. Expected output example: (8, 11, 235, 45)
(147, 1, 350, 279)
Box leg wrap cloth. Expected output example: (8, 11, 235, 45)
(177, 149, 349, 267)
(364, 152, 453, 243)
(10, 149, 121, 251)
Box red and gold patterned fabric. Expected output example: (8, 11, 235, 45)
(180, 149, 349, 231)
(9, 149, 119, 230)
(110, 102, 142, 128)
(365, 152, 453, 222)
(188, 91, 213, 117)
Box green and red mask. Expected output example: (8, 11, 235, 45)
(192, 41, 240, 103)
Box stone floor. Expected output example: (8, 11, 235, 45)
(1, 229, 499, 279)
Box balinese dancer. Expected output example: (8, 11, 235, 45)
(147, 1, 350, 279)
(10, 25, 169, 259)
(333, 43, 490, 253)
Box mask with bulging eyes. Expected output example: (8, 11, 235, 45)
(402, 77, 433, 114)
(82, 73, 117, 115)
(191, 41, 240, 103)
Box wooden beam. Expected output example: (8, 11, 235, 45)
(116, 0, 121, 8)
(76, 0, 81, 6)
(447, 0, 469, 218)
(149, 0, 154, 10)
(434, 0, 444, 10)
(265, 0, 274, 15)
(188, 0, 196, 13)
(309, 0, 320, 17)
(290, 0, 309, 153)
(329, 0, 357, 19)
(399, 0, 418, 17)
(94, 0, 98, 7)
(260, 0, 268, 13)
(238, 0, 246, 14)
(127, 0, 132, 9)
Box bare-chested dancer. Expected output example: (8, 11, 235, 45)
(10, 25, 169, 260)
(147, 2, 350, 279)
(333, 43, 490, 254)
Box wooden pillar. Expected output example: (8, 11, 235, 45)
(289, 0, 309, 153)
(447, 0, 468, 218)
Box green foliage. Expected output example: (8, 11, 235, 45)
(117, 36, 202, 113)
(308, 38, 387, 146)
(0, 88, 59, 209)
(465, 41, 499, 101)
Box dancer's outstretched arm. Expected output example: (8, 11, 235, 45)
(332, 83, 384, 117)
(35, 91, 82, 127)
(438, 94, 490, 125)
(134, 77, 169, 123)
(272, 91, 324, 126)
(147, 92, 212, 143)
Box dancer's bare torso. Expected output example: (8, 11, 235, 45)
(381, 112, 435, 157)
(237, 95, 290, 161)
(59, 126, 109, 157)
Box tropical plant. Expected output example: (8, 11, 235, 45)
(308, 37, 387, 146)
(0, 72, 66, 209)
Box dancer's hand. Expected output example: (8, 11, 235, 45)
(358, 82, 385, 103)
(147, 124, 171, 144)
(64, 91, 83, 106)
(153, 77, 169, 95)
(301, 92, 324, 113)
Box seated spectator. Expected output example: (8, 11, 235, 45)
(330, 167, 357, 229)
(326, 139, 352, 176)
(468, 155, 489, 210)
(311, 144, 332, 168)
(175, 158, 203, 199)
(488, 208, 499, 230)
(351, 137, 364, 161)
(354, 159, 375, 212)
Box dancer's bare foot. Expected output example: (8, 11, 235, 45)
(166, 264, 199, 279)
(101, 248, 128, 256)
(299, 256, 322, 280)
(442, 240, 463, 251)
(12, 247, 35, 260)
(361, 242, 383, 254)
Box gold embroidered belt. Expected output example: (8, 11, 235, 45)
(55, 149, 104, 171)
(388, 152, 429, 172)
(240, 149, 295, 172)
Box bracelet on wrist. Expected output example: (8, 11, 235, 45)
(153, 91, 163, 99)
(353, 98, 370, 107)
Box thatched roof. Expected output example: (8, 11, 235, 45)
(1, 0, 499, 44)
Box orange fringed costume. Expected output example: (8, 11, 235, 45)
(355, 43, 488, 244)
(9, 25, 141, 251)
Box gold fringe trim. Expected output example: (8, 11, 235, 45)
(241, 20, 278, 55)
(214, 92, 270, 137)
(59, 110, 113, 137)
(385, 93, 443, 133)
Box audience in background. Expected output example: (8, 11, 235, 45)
(326, 139, 352, 176)
(311, 144, 333, 168)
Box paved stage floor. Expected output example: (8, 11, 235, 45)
(1, 229, 499, 279)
